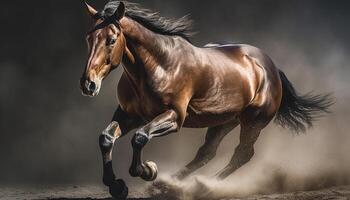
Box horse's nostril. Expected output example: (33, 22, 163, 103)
(89, 81, 96, 92)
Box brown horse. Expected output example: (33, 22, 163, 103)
(80, 1, 333, 199)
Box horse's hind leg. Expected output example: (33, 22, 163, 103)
(215, 124, 262, 179)
(215, 106, 276, 180)
(174, 120, 239, 180)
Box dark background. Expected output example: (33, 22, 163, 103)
(1, 0, 350, 192)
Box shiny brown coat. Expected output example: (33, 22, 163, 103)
(79, 2, 332, 199)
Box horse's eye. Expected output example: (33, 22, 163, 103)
(106, 37, 116, 46)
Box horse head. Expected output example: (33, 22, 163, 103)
(80, 2, 127, 97)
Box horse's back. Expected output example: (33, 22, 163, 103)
(204, 42, 281, 91)
(205, 42, 279, 71)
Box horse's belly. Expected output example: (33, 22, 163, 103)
(183, 109, 239, 128)
(190, 90, 246, 113)
(183, 97, 243, 128)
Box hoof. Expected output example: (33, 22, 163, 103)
(141, 160, 158, 181)
(109, 179, 128, 200)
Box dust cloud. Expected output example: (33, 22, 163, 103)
(143, 93, 350, 199)
(145, 95, 350, 199)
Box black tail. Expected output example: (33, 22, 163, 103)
(275, 70, 334, 133)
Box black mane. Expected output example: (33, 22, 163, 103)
(98, 1, 194, 41)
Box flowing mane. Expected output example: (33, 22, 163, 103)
(98, 0, 194, 41)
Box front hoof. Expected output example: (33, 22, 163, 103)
(109, 179, 128, 200)
(141, 160, 158, 181)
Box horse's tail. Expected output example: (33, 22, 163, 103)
(274, 70, 334, 133)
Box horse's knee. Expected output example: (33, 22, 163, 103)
(132, 129, 150, 149)
(99, 134, 115, 154)
(99, 122, 119, 153)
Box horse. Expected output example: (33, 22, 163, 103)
(79, 1, 333, 199)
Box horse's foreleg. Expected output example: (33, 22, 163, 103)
(174, 120, 239, 180)
(99, 107, 140, 199)
(129, 109, 180, 181)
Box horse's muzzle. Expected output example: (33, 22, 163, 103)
(80, 78, 100, 97)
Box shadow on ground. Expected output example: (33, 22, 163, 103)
(47, 198, 153, 200)
(4, 179, 350, 200)
(46, 195, 170, 200)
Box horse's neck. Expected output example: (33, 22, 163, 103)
(120, 17, 173, 83)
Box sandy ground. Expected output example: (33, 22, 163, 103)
(1, 185, 350, 200)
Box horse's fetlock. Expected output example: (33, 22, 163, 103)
(129, 166, 143, 177)
(103, 176, 114, 186)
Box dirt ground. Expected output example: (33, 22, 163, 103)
(1, 185, 350, 200)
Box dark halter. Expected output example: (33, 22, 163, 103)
(88, 12, 121, 34)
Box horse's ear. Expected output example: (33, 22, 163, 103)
(112, 2, 125, 21)
(84, 1, 98, 18)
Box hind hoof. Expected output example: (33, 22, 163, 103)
(109, 179, 128, 199)
(141, 160, 158, 181)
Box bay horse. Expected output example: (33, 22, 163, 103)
(79, 1, 333, 199)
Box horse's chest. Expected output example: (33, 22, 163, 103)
(139, 96, 166, 120)
(117, 76, 168, 121)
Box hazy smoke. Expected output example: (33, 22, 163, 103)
(1, 0, 350, 198)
